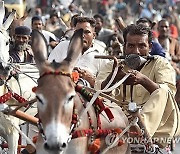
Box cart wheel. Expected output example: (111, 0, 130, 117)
(0, 136, 9, 154)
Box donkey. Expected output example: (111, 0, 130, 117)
(31, 29, 131, 154)
(0, 1, 15, 74)
(0, 2, 38, 153)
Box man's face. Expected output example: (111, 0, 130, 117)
(158, 21, 170, 38)
(14, 34, 30, 51)
(75, 22, 95, 51)
(94, 17, 103, 32)
(50, 16, 58, 25)
(32, 20, 43, 31)
(124, 34, 151, 56)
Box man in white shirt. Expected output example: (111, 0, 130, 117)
(48, 16, 108, 87)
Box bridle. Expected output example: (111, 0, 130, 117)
(38, 70, 79, 83)
(36, 70, 79, 142)
(36, 70, 127, 153)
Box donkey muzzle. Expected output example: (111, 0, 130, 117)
(44, 141, 67, 152)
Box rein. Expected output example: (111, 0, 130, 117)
(36, 71, 139, 153)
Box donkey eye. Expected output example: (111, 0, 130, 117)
(68, 95, 74, 102)
(36, 95, 43, 104)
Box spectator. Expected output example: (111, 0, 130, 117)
(139, 2, 156, 19)
(95, 24, 180, 148)
(163, 14, 179, 39)
(93, 14, 114, 47)
(31, 16, 59, 58)
(114, 0, 128, 20)
(157, 19, 180, 63)
(48, 16, 108, 87)
(157, 18, 180, 105)
(136, 17, 166, 57)
(45, 11, 66, 39)
(63, 14, 80, 40)
(9, 26, 34, 63)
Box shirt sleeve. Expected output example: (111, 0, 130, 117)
(48, 40, 69, 63)
(94, 60, 114, 90)
(154, 57, 176, 94)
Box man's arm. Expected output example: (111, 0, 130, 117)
(102, 68, 159, 94)
(134, 71, 159, 94)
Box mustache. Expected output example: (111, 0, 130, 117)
(14, 43, 28, 51)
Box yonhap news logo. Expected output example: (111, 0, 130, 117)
(121, 137, 180, 144)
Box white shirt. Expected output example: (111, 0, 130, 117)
(42, 30, 57, 44)
(41, 30, 58, 58)
(48, 40, 108, 77)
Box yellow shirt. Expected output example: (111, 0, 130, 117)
(95, 56, 179, 147)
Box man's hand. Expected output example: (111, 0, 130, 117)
(125, 70, 145, 85)
(74, 67, 95, 87)
(125, 70, 159, 94)
(49, 41, 59, 48)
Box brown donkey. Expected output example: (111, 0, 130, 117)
(31, 29, 131, 154)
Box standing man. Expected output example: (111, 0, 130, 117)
(93, 14, 114, 47)
(157, 19, 180, 104)
(48, 16, 108, 87)
(157, 19, 180, 62)
(9, 26, 34, 63)
(31, 16, 59, 58)
(95, 24, 180, 148)
(136, 17, 166, 57)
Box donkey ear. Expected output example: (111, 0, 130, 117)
(31, 30, 49, 71)
(3, 10, 16, 30)
(0, 1, 5, 27)
(61, 28, 83, 72)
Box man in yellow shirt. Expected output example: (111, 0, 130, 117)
(95, 24, 180, 147)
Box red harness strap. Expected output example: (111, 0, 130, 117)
(13, 93, 27, 103)
(0, 91, 12, 103)
(75, 85, 114, 122)
(0, 91, 27, 105)
(72, 128, 123, 138)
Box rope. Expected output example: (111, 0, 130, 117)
(101, 117, 138, 154)
(8, 63, 39, 84)
(78, 65, 119, 121)
(78, 72, 130, 122)
(11, 123, 36, 149)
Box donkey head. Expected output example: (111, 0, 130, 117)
(0, 1, 15, 76)
(31, 29, 83, 152)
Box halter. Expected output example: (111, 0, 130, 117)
(36, 70, 79, 142)
(38, 71, 79, 83)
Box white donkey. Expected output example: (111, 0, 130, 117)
(0, 1, 38, 153)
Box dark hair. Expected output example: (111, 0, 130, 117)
(74, 16, 96, 28)
(158, 18, 169, 25)
(123, 24, 152, 45)
(70, 14, 80, 27)
(162, 14, 171, 19)
(136, 17, 156, 29)
(49, 9, 59, 18)
(31, 16, 43, 24)
(93, 14, 104, 23)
